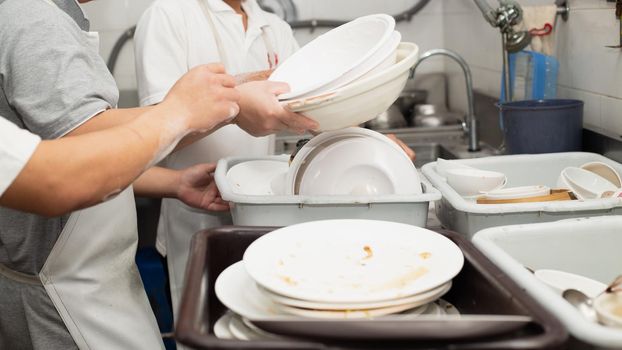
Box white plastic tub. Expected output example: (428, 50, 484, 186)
(472, 216, 622, 349)
(215, 156, 441, 226)
(421, 152, 622, 238)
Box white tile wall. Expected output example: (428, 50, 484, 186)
(442, 0, 622, 138)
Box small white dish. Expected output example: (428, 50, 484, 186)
(480, 185, 550, 200)
(274, 298, 429, 319)
(594, 292, 622, 328)
(445, 168, 507, 197)
(243, 220, 464, 304)
(561, 167, 618, 200)
(534, 269, 607, 298)
(581, 162, 622, 188)
(271, 14, 395, 100)
(226, 160, 288, 196)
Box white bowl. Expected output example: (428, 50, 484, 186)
(581, 162, 622, 188)
(226, 160, 289, 196)
(270, 14, 395, 100)
(283, 42, 420, 131)
(296, 137, 421, 196)
(534, 269, 606, 298)
(594, 292, 622, 328)
(294, 31, 401, 100)
(561, 167, 618, 200)
(480, 185, 550, 200)
(285, 127, 413, 195)
(436, 158, 475, 179)
(445, 168, 507, 197)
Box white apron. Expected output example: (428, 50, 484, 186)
(158, 0, 278, 327)
(2, 2, 165, 348)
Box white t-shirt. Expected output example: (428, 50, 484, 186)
(0, 118, 41, 196)
(135, 0, 299, 168)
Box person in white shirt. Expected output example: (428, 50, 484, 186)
(134, 0, 312, 326)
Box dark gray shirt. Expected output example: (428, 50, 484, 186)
(0, 0, 119, 275)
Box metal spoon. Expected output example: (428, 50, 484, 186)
(562, 289, 598, 322)
(562, 275, 622, 322)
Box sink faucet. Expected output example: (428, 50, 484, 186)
(411, 49, 480, 152)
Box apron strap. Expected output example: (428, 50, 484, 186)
(0, 263, 42, 286)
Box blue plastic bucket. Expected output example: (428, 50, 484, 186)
(498, 99, 584, 154)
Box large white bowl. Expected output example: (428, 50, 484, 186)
(445, 168, 507, 197)
(296, 137, 421, 196)
(581, 162, 622, 188)
(270, 14, 395, 100)
(284, 42, 420, 131)
(294, 31, 401, 100)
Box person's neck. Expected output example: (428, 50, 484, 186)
(223, 0, 243, 15)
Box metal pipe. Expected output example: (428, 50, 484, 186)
(502, 35, 512, 102)
(412, 49, 480, 152)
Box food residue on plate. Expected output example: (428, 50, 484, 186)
(419, 252, 432, 260)
(373, 266, 429, 291)
(279, 275, 298, 286)
(363, 245, 373, 259)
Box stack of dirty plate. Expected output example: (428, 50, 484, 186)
(270, 14, 419, 131)
(214, 220, 464, 340)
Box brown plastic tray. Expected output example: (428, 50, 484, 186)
(176, 226, 567, 349)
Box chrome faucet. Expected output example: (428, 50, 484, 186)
(411, 49, 480, 152)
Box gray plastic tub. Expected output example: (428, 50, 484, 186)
(215, 155, 441, 226)
(421, 152, 622, 238)
(473, 216, 622, 349)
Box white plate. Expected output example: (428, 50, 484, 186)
(243, 220, 464, 303)
(534, 269, 607, 298)
(480, 185, 550, 200)
(297, 138, 421, 196)
(561, 167, 618, 200)
(270, 14, 395, 100)
(274, 299, 429, 319)
(294, 31, 401, 100)
(213, 311, 235, 339)
(258, 281, 451, 310)
(226, 160, 288, 196)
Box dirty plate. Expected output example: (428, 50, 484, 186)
(243, 220, 464, 304)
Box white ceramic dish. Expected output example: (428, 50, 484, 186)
(581, 162, 622, 187)
(296, 137, 421, 196)
(445, 168, 507, 197)
(480, 185, 550, 200)
(285, 127, 411, 195)
(436, 158, 475, 179)
(226, 160, 289, 196)
(561, 167, 617, 200)
(258, 281, 451, 311)
(295, 30, 401, 100)
(283, 42, 420, 131)
(243, 220, 464, 304)
(594, 292, 622, 328)
(274, 298, 429, 319)
(534, 269, 607, 298)
(271, 14, 395, 100)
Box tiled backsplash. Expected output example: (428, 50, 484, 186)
(81, 0, 622, 140)
(442, 0, 622, 140)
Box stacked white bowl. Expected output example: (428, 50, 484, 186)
(271, 14, 419, 131)
(214, 220, 464, 340)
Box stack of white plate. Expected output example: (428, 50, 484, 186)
(269, 14, 419, 131)
(285, 127, 422, 196)
(214, 220, 464, 340)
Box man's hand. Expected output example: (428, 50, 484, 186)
(235, 81, 319, 136)
(161, 64, 240, 133)
(386, 134, 416, 161)
(176, 164, 230, 212)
